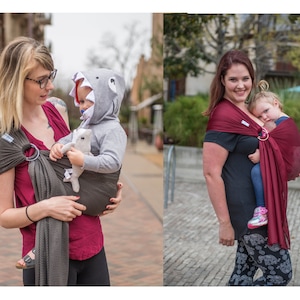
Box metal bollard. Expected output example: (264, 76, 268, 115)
(164, 145, 176, 208)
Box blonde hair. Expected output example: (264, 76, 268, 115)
(0, 36, 54, 134)
(247, 79, 283, 114)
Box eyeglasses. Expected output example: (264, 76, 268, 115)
(26, 69, 57, 89)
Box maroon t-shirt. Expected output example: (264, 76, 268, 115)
(14, 100, 103, 260)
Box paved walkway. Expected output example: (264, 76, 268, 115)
(164, 149, 300, 286)
(3, 140, 298, 288)
(0, 140, 163, 286)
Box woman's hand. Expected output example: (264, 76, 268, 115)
(46, 195, 86, 222)
(219, 221, 235, 247)
(101, 182, 123, 216)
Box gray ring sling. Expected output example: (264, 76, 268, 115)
(0, 129, 120, 285)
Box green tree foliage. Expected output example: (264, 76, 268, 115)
(164, 14, 235, 80)
(164, 14, 300, 82)
(284, 15, 300, 71)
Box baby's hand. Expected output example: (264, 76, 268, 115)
(264, 121, 276, 133)
(65, 147, 84, 167)
(248, 149, 260, 164)
(50, 143, 64, 161)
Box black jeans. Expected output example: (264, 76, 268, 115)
(23, 247, 110, 286)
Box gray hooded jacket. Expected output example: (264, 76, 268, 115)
(59, 68, 127, 174)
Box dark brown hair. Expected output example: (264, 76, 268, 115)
(203, 49, 255, 116)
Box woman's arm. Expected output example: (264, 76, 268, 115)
(0, 168, 86, 229)
(202, 142, 235, 246)
(0, 168, 43, 228)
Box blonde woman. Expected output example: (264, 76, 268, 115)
(0, 36, 122, 286)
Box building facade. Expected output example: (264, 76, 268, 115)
(130, 13, 163, 126)
(0, 13, 51, 50)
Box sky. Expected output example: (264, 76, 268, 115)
(44, 13, 152, 90)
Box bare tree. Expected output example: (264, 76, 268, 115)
(86, 20, 150, 103)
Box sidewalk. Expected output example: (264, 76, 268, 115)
(101, 140, 163, 286)
(0, 139, 163, 286)
(163, 148, 300, 286)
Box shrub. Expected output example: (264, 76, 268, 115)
(164, 93, 300, 148)
(164, 95, 209, 147)
(282, 98, 300, 129)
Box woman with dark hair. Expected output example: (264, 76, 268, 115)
(202, 49, 299, 285)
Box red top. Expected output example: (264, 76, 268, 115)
(14, 100, 103, 260)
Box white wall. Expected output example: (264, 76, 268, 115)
(185, 73, 214, 96)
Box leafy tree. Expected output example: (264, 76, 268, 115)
(164, 14, 300, 82)
(284, 15, 300, 71)
(164, 14, 237, 80)
(241, 14, 300, 81)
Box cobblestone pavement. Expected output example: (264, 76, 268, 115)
(164, 180, 300, 286)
